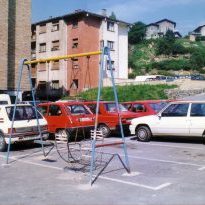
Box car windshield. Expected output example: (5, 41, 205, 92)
(149, 102, 169, 113)
(6, 106, 43, 121)
(105, 103, 128, 112)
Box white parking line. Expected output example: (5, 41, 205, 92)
(127, 155, 205, 169)
(98, 176, 171, 190)
(0, 154, 171, 191)
(134, 141, 205, 150)
(198, 167, 205, 171)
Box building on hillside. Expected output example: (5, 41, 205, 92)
(31, 10, 130, 100)
(189, 25, 205, 41)
(0, 0, 31, 101)
(145, 19, 181, 39)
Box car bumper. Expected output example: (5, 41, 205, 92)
(5, 132, 49, 144)
(129, 125, 136, 135)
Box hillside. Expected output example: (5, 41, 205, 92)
(129, 38, 205, 78)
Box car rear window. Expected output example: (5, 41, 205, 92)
(6, 106, 43, 121)
(105, 103, 128, 112)
(66, 105, 90, 115)
(149, 102, 169, 113)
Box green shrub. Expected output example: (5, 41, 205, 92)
(73, 84, 177, 102)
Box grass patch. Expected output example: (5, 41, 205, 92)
(63, 84, 177, 102)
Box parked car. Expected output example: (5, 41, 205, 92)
(0, 104, 48, 151)
(38, 101, 95, 139)
(122, 100, 171, 116)
(83, 101, 141, 138)
(129, 101, 205, 142)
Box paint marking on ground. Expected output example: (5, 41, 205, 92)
(135, 141, 204, 150)
(98, 175, 172, 191)
(127, 155, 205, 168)
(0, 154, 62, 171)
(198, 166, 205, 171)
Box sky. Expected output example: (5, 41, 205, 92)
(32, 0, 205, 36)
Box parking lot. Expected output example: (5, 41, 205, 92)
(1, 136, 205, 205)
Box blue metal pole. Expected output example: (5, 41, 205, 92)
(27, 64, 45, 156)
(90, 47, 105, 184)
(6, 58, 27, 164)
(105, 47, 130, 172)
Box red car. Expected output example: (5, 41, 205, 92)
(122, 100, 171, 116)
(84, 101, 141, 138)
(38, 101, 95, 139)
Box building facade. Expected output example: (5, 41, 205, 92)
(32, 10, 130, 99)
(0, 0, 31, 99)
(189, 25, 205, 41)
(146, 19, 181, 39)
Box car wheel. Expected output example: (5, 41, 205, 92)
(98, 124, 111, 138)
(135, 126, 151, 142)
(0, 133, 7, 152)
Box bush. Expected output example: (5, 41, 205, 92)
(75, 84, 177, 101)
(152, 59, 192, 71)
(190, 49, 205, 68)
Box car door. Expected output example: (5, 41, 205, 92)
(189, 103, 205, 136)
(155, 103, 190, 136)
(47, 104, 67, 133)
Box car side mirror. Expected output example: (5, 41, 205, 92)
(158, 113, 162, 120)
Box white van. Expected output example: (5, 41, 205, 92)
(0, 94, 11, 105)
(0, 104, 48, 151)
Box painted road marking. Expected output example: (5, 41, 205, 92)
(134, 141, 205, 150)
(0, 154, 171, 191)
(98, 175, 171, 191)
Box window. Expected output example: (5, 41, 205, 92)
(191, 103, 205, 117)
(107, 60, 115, 70)
(38, 81, 46, 90)
(100, 40, 104, 49)
(162, 103, 189, 117)
(107, 41, 114, 50)
(51, 22, 59, 32)
(51, 40, 60, 51)
(38, 62, 46, 71)
(72, 20, 78, 28)
(39, 43, 46, 52)
(51, 80, 59, 90)
(6, 106, 42, 121)
(105, 103, 128, 112)
(51, 60, 59, 70)
(72, 58, 79, 69)
(39, 24, 46, 34)
(70, 79, 78, 89)
(66, 105, 90, 115)
(86, 104, 101, 114)
(107, 21, 115, 32)
(72, 38, 78, 48)
(133, 104, 146, 112)
(48, 105, 62, 116)
(38, 106, 48, 116)
(149, 102, 169, 113)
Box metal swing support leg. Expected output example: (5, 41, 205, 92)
(6, 59, 53, 164)
(89, 47, 130, 185)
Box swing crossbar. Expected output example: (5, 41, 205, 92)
(24, 51, 102, 65)
(95, 141, 124, 148)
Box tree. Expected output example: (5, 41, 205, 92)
(109, 11, 116, 20)
(128, 21, 146, 44)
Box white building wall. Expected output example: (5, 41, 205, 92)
(100, 20, 128, 79)
(36, 19, 67, 90)
(201, 26, 205, 36)
(158, 21, 175, 34)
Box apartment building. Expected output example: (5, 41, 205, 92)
(146, 19, 181, 39)
(32, 10, 130, 99)
(0, 0, 31, 100)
